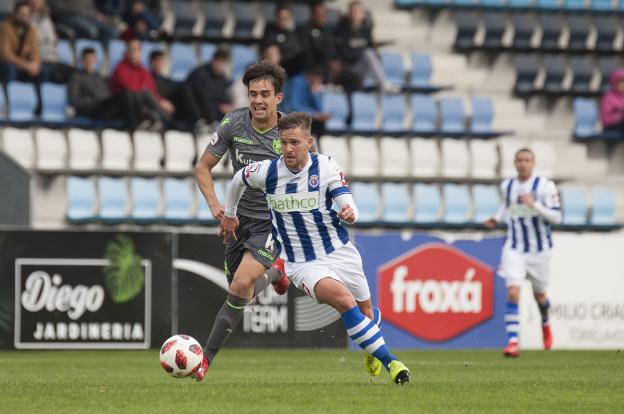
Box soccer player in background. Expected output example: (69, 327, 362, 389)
(193, 62, 290, 381)
(220, 112, 411, 385)
(484, 148, 562, 357)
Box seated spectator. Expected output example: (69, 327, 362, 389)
(601, 70, 624, 131)
(298, 2, 341, 84)
(262, 44, 282, 66)
(262, 5, 303, 76)
(122, 0, 161, 41)
(48, 0, 117, 44)
(185, 49, 234, 132)
(282, 67, 331, 136)
(149, 50, 177, 102)
(334, 1, 398, 92)
(28, 0, 72, 83)
(0, 1, 47, 83)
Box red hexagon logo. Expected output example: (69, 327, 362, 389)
(377, 243, 494, 342)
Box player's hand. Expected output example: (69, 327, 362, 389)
(220, 216, 239, 244)
(209, 203, 225, 221)
(519, 193, 535, 208)
(338, 205, 355, 224)
(484, 218, 498, 229)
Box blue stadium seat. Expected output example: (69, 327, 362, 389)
(413, 183, 441, 223)
(66, 176, 96, 222)
(322, 91, 349, 132)
(472, 184, 500, 223)
(564, 0, 585, 9)
(131, 177, 160, 221)
(202, 1, 228, 37)
(508, 0, 534, 7)
(381, 52, 406, 88)
(570, 56, 594, 94)
(231, 44, 257, 79)
(511, 14, 534, 49)
(381, 183, 411, 223)
(107, 39, 125, 74)
(381, 94, 406, 133)
(594, 17, 618, 52)
(482, 12, 506, 48)
(292, 2, 311, 26)
(573, 98, 598, 137)
(350, 182, 379, 224)
(200, 43, 217, 63)
(471, 96, 494, 134)
(0, 87, 5, 120)
(98, 177, 128, 221)
(538, 15, 562, 49)
(141, 42, 163, 67)
(351, 92, 378, 132)
(443, 183, 471, 223)
(598, 56, 622, 93)
(592, 0, 614, 9)
(560, 185, 587, 225)
(164, 178, 193, 222)
(410, 53, 432, 88)
(411, 94, 437, 133)
(537, 0, 561, 9)
(7, 81, 37, 122)
(481, 0, 506, 6)
(169, 42, 197, 81)
(173, 0, 197, 36)
(454, 11, 479, 50)
(75, 39, 104, 72)
(440, 96, 465, 133)
(232, 1, 257, 38)
(41, 83, 67, 122)
(590, 187, 615, 225)
(543, 54, 567, 93)
(57, 39, 74, 66)
(513, 54, 539, 94)
(567, 16, 591, 51)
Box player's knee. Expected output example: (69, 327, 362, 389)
(334, 293, 357, 313)
(229, 275, 255, 297)
(507, 287, 520, 303)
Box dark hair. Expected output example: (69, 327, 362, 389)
(242, 61, 287, 93)
(213, 49, 230, 61)
(515, 147, 535, 160)
(278, 112, 312, 135)
(81, 47, 96, 58)
(149, 50, 164, 62)
(14, 1, 30, 13)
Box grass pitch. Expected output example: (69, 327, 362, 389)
(0, 349, 622, 413)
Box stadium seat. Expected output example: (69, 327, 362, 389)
(98, 177, 128, 221)
(173, 0, 198, 36)
(454, 11, 479, 50)
(441, 139, 470, 178)
(573, 98, 598, 137)
(141, 42, 163, 67)
(410, 138, 439, 177)
(537, 0, 561, 10)
(195, 132, 228, 175)
(482, 12, 507, 49)
(381, 94, 406, 133)
(75, 39, 104, 72)
(57, 39, 74, 66)
(559, 185, 587, 225)
(443, 183, 471, 224)
(508, 0, 534, 8)
(469, 139, 498, 179)
(107, 39, 125, 74)
(101, 129, 132, 170)
(41, 83, 67, 122)
(594, 17, 618, 52)
(350, 136, 379, 176)
(513, 54, 539, 94)
(381, 52, 406, 87)
(164, 131, 195, 172)
(319, 135, 350, 175)
(7, 82, 37, 121)
(200, 43, 217, 63)
(133, 130, 163, 171)
(231, 44, 257, 79)
(411, 94, 437, 133)
(472, 184, 500, 223)
(439, 96, 465, 133)
(163, 178, 193, 222)
(570, 56, 595, 94)
(566, 16, 591, 51)
(1, 127, 34, 168)
(0, 87, 4, 120)
(542, 54, 567, 93)
(201, 1, 227, 37)
(35, 128, 67, 170)
(471, 96, 494, 134)
(350, 182, 379, 223)
(511, 14, 534, 49)
(322, 91, 349, 132)
(499, 138, 525, 177)
(381, 183, 411, 223)
(413, 183, 441, 224)
(379, 137, 410, 177)
(67, 128, 99, 170)
(598, 56, 621, 93)
(66, 176, 96, 222)
(291, 2, 310, 26)
(538, 15, 562, 50)
(131, 177, 161, 220)
(565, 0, 586, 9)
(591, 0, 614, 9)
(169, 43, 197, 81)
(232, 1, 257, 38)
(410, 53, 433, 88)
(197, 179, 226, 222)
(590, 187, 616, 225)
(351, 92, 378, 132)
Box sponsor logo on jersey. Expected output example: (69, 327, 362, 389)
(209, 132, 219, 146)
(272, 139, 282, 155)
(235, 149, 256, 165)
(377, 243, 494, 342)
(233, 136, 255, 145)
(267, 191, 320, 213)
(220, 117, 231, 127)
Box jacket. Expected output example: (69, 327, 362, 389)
(110, 57, 161, 101)
(0, 16, 40, 69)
(600, 69, 624, 128)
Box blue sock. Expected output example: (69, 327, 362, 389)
(505, 301, 519, 343)
(372, 306, 381, 327)
(341, 306, 397, 370)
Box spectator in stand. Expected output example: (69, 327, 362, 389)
(262, 44, 282, 66)
(282, 67, 331, 136)
(298, 2, 341, 84)
(0, 2, 47, 83)
(262, 5, 303, 76)
(334, 1, 398, 92)
(122, 0, 161, 40)
(28, 0, 72, 83)
(110, 38, 174, 129)
(48, 0, 117, 44)
(149, 50, 176, 101)
(185, 49, 234, 132)
(600, 69, 624, 131)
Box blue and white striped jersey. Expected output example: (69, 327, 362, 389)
(240, 153, 351, 263)
(496, 175, 561, 253)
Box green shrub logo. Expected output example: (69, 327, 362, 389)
(272, 139, 282, 155)
(103, 235, 145, 303)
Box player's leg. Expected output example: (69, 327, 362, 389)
(500, 248, 525, 357)
(528, 255, 553, 350)
(357, 298, 383, 377)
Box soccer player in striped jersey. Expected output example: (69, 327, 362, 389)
(221, 112, 411, 384)
(484, 148, 562, 357)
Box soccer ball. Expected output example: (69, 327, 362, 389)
(159, 334, 203, 378)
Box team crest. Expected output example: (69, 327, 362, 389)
(272, 139, 282, 155)
(309, 174, 319, 188)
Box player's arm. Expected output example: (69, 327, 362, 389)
(326, 157, 359, 224)
(532, 180, 562, 225)
(484, 181, 509, 228)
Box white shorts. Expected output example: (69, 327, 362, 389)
(284, 242, 371, 302)
(499, 247, 551, 293)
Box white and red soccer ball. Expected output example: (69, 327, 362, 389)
(159, 334, 203, 378)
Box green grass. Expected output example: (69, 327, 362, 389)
(0, 349, 623, 413)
